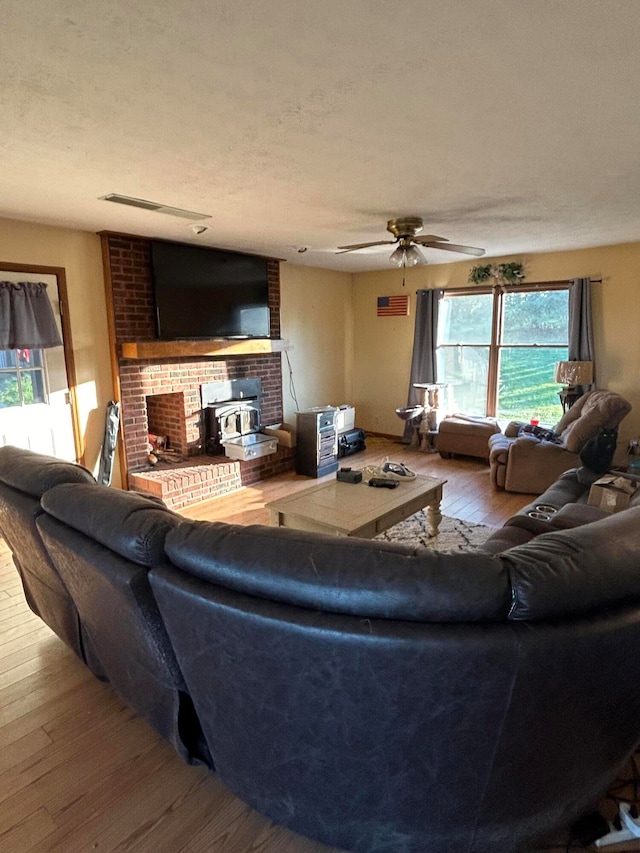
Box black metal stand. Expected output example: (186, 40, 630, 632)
(558, 388, 581, 414)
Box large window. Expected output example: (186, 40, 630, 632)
(0, 349, 47, 409)
(437, 285, 568, 423)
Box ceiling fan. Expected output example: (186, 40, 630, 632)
(337, 217, 485, 267)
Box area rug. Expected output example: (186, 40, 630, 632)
(375, 512, 495, 551)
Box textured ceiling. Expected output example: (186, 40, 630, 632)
(3, 1, 640, 271)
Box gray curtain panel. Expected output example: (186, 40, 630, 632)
(0, 281, 63, 349)
(402, 288, 442, 443)
(568, 277, 595, 392)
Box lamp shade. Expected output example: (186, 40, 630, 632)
(554, 360, 594, 387)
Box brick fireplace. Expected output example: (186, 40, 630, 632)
(102, 233, 294, 509)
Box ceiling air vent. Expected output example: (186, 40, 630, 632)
(100, 194, 211, 221)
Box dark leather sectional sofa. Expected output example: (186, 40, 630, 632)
(2, 445, 640, 853)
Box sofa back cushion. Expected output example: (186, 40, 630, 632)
(555, 390, 631, 453)
(166, 504, 640, 626)
(505, 507, 640, 619)
(149, 525, 640, 853)
(0, 446, 97, 661)
(37, 483, 210, 766)
(164, 520, 513, 622)
(0, 445, 95, 496)
(41, 483, 178, 566)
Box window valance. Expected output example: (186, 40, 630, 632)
(0, 281, 63, 349)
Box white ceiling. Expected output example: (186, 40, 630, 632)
(4, 1, 640, 272)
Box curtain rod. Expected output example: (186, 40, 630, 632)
(525, 278, 603, 286)
(418, 277, 603, 294)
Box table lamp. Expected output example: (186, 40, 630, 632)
(554, 361, 594, 390)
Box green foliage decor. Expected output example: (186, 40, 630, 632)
(467, 264, 493, 284)
(468, 262, 525, 286)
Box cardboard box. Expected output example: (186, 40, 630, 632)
(263, 423, 296, 448)
(335, 405, 355, 433)
(587, 475, 638, 513)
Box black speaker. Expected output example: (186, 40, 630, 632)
(337, 428, 366, 458)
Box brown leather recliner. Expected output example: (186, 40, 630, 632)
(489, 390, 632, 494)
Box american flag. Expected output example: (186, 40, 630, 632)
(377, 295, 409, 317)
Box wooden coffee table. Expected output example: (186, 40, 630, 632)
(266, 474, 446, 539)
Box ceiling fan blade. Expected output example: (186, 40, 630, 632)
(336, 240, 395, 253)
(413, 235, 449, 244)
(422, 241, 485, 257)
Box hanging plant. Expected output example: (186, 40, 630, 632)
(468, 264, 493, 284)
(497, 262, 525, 284)
(468, 261, 525, 286)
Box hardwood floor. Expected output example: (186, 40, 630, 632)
(0, 440, 637, 852)
(180, 437, 532, 528)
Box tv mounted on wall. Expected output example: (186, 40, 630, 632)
(150, 240, 271, 340)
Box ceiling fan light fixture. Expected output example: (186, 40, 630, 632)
(389, 244, 426, 267)
(336, 216, 484, 263)
(405, 244, 426, 266)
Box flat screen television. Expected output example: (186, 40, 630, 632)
(150, 240, 271, 340)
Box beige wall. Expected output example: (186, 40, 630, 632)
(0, 222, 354, 486)
(2, 214, 637, 478)
(0, 217, 120, 485)
(352, 242, 640, 460)
(279, 264, 353, 423)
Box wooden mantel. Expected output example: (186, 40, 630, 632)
(120, 338, 291, 360)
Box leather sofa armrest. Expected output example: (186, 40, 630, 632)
(480, 525, 537, 554)
(504, 513, 557, 537)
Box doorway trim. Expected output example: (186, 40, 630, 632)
(0, 261, 84, 464)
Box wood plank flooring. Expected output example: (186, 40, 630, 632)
(0, 439, 637, 852)
(180, 437, 532, 528)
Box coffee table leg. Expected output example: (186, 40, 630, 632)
(426, 499, 442, 537)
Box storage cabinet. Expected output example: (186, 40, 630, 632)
(295, 409, 338, 478)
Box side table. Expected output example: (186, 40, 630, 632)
(558, 388, 581, 414)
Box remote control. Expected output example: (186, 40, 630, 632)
(368, 478, 398, 489)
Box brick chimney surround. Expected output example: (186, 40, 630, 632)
(102, 233, 294, 509)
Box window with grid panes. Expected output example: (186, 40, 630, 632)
(0, 349, 48, 408)
(436, 285, 569, 424)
